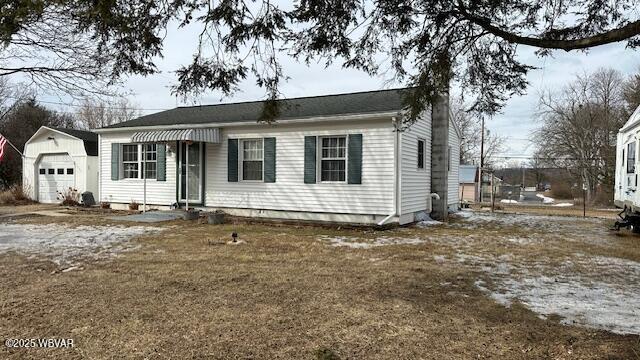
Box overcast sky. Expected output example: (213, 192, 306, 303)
(42, 21, 640, 164)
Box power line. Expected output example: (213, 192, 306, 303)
(491, 155, 616, 160)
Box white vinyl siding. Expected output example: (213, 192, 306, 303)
(100, 133, 177, 205)
(448, 117, 461, 208)
(400, 110, 432, 215)
(205, 119, 394, 215)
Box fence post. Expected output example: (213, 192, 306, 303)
(582, 186, 586, 218)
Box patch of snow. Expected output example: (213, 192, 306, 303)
(454, 210, 474, 219)
(433, 255, 446, 264)
(317, 235, 425, 249)
(0, 222, 159, 266)
(500, 199, 519, 204)
(505, 237, 537, 245)
(536, 193, 555, 204)
(475, 280, 512, 307)
(416, 217, 443, 227)
(480, 276, 640, 335)
(553, 203, 573, 207)
(471, 253, 640, 335)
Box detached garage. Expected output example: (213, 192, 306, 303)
(23, 127, 99, 203)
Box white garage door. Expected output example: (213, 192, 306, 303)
(37, 154, 76, 203)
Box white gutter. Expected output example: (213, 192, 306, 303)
(378, 115, 402, 226)
(92, 111, 400, 133)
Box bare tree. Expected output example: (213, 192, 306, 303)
(534, 68, 627, 203)
(0, 78, 31, 122)
(481, 129, 506, 170)
(623, 68, 640, 119)
(451, 98, 480, 164)
(75, 98, 141, 130)
(452, 97, 505, 167)
(527, 150, 549, 189)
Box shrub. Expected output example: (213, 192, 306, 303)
(549, 181, 574, 200)
(0, 184, 35, 205)
(57, 187, 81, 206)
(129, 200, 140, 211)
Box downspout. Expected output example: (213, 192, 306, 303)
(98, 134, 102, 204)
(378, 115, 401, 226)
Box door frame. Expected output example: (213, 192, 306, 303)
(176, 141, 206, 205)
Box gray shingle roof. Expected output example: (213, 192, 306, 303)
(103, 88, 412, 129)
(52, 127, 98, 156)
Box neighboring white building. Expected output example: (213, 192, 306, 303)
(616, 105, 640, 211)
(23, 127, 99, 203)
(94, 88, 460, 225)
(448, 115, 462, 211)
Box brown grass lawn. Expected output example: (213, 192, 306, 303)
(0, 209, 638, 359)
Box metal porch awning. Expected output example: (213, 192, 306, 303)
(131, 128, 221, 143)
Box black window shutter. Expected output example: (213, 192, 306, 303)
(347, 134, 362, 184)
(264, 137, 276, 183)
(156, 144, 166, 181)
(304, 136, 316, 184)
(228, 139, 238, 182)
(111, 143, 120, 180)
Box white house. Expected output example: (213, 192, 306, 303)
(94, 88, 460, 225)
(23, 126, 99, 203)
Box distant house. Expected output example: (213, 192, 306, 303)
(22, 127, 99, 203)
(93, 88, 461, 225)
(459, 165, 479, 203)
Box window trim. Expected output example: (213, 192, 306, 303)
(239, 138, 264, 182)
(417, 138, 426, 170)
(318, 135, 348, 183)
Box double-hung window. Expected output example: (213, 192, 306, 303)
(122, 144, 157, 179)
(241, 139, 263, 181)
(122, 144, 139, 179)
(320, 136, 346, 182)
(143, 144, 157, 179)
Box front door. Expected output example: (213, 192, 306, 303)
(178, 142, 203, 204)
